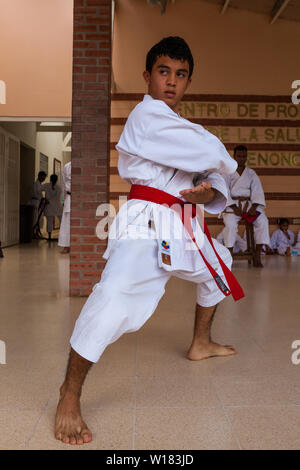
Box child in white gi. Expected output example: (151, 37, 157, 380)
(270, 218, 295, 256)
(55, 37, 242, 445)
(295, 230, 300, 252)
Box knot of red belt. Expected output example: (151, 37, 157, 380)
(128, 184, 245, 302)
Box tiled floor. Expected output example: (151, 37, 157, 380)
(0, 241, 300, 450)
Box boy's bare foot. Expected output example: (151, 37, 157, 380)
(60, 247, 70, 254)
(55, 382, 92, 445)
(187, 341, 237, 361)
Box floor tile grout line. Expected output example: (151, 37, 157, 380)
(210, 376, 243, 450)
(132, 334, 139, 450)
(25, 382, 59, 448)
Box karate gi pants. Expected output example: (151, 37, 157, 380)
(222, 212, 269, 248)
(58, 212, 70, 247)
(70, 237, 232, 363)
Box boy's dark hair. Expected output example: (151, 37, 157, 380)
(234, 145, 248, 155)
(38, 171, 47, 178)
(50, 174, 58, 185)
(146, 36, 194, 78)
(278, 218, 289, 226)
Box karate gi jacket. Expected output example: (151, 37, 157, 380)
(104, 95, 237, 273)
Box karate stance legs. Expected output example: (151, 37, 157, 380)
(55, 301, 236, 445)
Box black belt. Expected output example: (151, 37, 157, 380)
(67, 191, 71, 195)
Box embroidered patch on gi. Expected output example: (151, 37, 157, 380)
(161, 240, 170, 251)
(161, 253, 171, 265)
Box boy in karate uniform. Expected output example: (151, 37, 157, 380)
(270, 218, 295, 255)
(55, 37, 243, 445)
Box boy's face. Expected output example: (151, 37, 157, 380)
(234, 149, 247, 167)
(143, 55, 191, 112)
(280, 222, 289, 231)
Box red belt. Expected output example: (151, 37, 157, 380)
(129, 184, 245, 302)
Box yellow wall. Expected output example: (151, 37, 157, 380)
(113, 0, 300, 95)
(0, 0, 73, 118)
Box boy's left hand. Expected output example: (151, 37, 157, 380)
(179, 182, 216, 204)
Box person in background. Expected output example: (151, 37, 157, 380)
(217, 227, 247, 253)
(294, 229, 300, 252)
(222, 145, 270, 267)
(270, 218, 295, 256)
(58, 161, 71, 254)
(42, 174, 63, 241)
(28, 171, 47, 234)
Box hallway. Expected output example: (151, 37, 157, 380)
(0, 242, 300, 450)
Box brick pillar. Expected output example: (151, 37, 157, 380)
(70, 0, 112, 296)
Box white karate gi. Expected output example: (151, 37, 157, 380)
(28, 179, 44, 228)
(41, 183, 63, 233)
(222, 167, 270, 248)
(58, 162, 71, 248)
(216, 228, 247, 253)
(70, 95, 238, 363)
(270, 228, 294, 255)
(295, 231, 300, 251)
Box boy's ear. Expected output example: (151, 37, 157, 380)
(143, 70, 151, 85)
(186, 77, 192, 90)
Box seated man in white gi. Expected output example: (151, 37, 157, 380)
(222, 145, 270, 267)
(55, 37, 243, 445)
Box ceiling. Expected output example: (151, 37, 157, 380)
(204, 0, 300, 22)
(147, 0, 300, 22)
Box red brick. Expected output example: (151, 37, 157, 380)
(74, 41, 98, 49)
(70, 219, 81, 226)
(86, 33, 109, 40)
(82, 254, 101, 260)
(82, 219, 99, 227)
(72, 210, 96, 218)
(70, 271, 80, 279)
(82, 271, 101, 279)
(85, 49, 110, 57)
(75, 25, 98, 32)
(70, 262, 95, 270)
(74, 58, 98, 65)
(72, 228, 96, 235)
(70, 236, 81, 244)
(86, 0, 110, 5)
(86, 17, 110, 24)
(70, 288, 81, 296)
(96, 245, 107, 253)
(74, 33, 84, 40)
(82, 236, 102, 244)
(70, 253, 81, 260)
(72, 193, 97, 202)
(76, 7, 97, 13)
(81, 288, 93, 296)
(73, 74, 98, 82)
(71, 245, 96, 253)
(70, 280, 94, 287)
